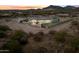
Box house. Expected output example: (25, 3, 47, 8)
(27, 15, 60, 28)
(16, 15, 61, 28)
(29, 19, 52, 25)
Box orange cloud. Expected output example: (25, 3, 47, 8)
(0, 5, 45, 10)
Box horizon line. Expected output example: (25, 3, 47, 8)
(0, 5, 78, 10)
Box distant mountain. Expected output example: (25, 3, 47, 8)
(0, 5, 79, 15)
(43, 5, 78, 10)
(64, 6, 76, 9)
(43, 5, 62, 9)
(43, 5, 63, 10)
(41, 5, 79, 13)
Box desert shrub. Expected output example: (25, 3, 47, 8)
(62, 36, 79, 52)
(36, 47, 48, 53)
(0, 25, 11, 38)
(17, 35, 28, 45)
(11, 30, 28, 45)
(24, 46, 48, 53)
(71, 21, 79, 26)
(64, 44, 75, 53)
(37, 31, 44, 36)
(33, 35, 42, 42)
(71, 20, 79, 33)
(2, 30, 28, 52)
(70, 36, 79, 52)
(54, 31, 68, 43)
(2, 39, 23, 53)
(33, 32, 44, 42)
(48, 30, 56, 35)
(28, 32, 34, 37)
(0, 25, 11, 31)
(41, 24, 46, 28)
(32, 47, 48, 53)
(0, 31, 6, 38)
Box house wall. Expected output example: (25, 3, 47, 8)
(38, 20, 52, 24)
(29, 19, 52, 25)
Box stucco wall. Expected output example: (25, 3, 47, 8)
(29, 19, 52, 25)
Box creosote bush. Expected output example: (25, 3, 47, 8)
(33, 32, 44, 42)
(11, 30, 28, 45)
(48, 30, 56, 35)
(2, 30, 29, 52)
(0, 25, 11, 31)
(53, 31, 68, 44)
(0, 25, 11, 38)
(2, 39, 23, 53)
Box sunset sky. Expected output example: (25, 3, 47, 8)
(0, 0, 79, 10)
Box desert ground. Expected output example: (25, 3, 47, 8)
(0, 17, 72, 34)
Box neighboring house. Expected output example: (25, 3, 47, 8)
(17, 15, 62, 28)
(29, 19, 52, 25)
(27, 15, 60, 28)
